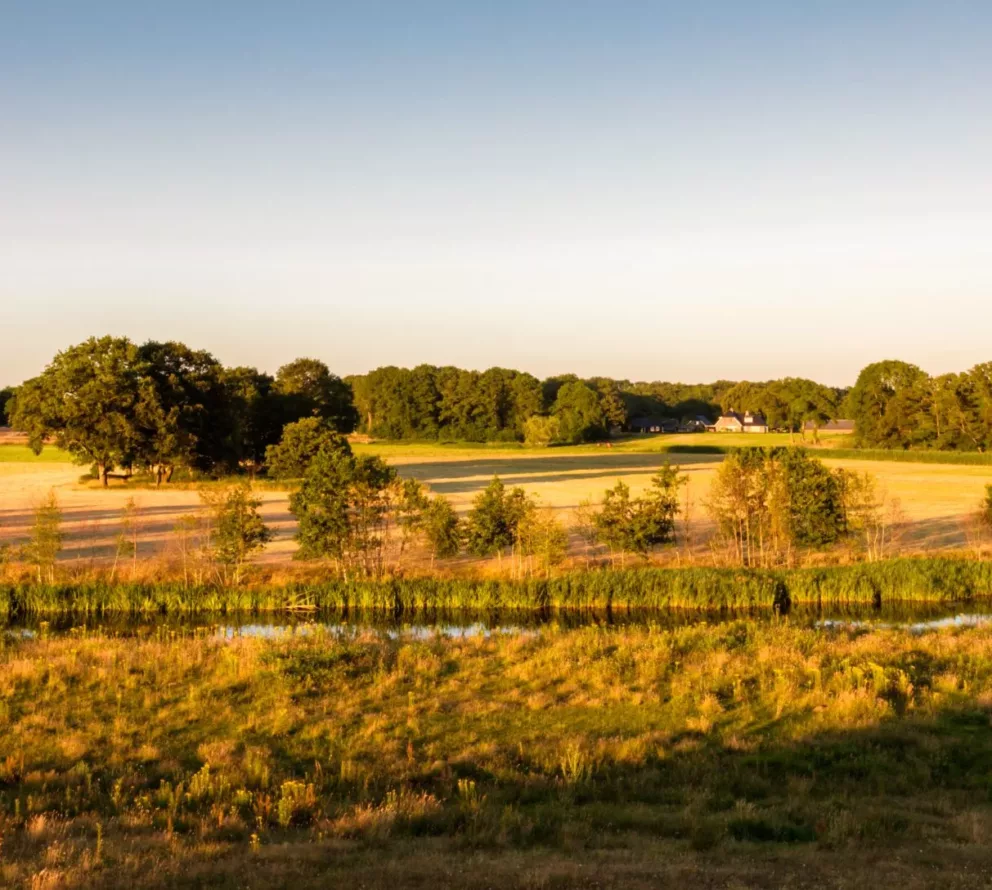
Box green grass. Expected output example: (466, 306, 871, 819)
(354, 435, 992, 468)
(4, 559, 992, 619)
(0, 445, 73, 463)
(816, 447, 992, 466)
(4, 621, 992, 887)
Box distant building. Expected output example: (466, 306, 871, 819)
(714, 411, 768, 433)
(628, 416, 680, 434)
(679, 416, 712, 433)
(803, 419, 855, 433)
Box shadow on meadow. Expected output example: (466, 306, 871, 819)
(393, 452, 716, 493)
(5, 624, 992, 888)
(5, 704, 992, 889)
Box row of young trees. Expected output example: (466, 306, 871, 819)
(9, 437, 990, 582)
(283, 426, 687, 578)
(5, 337, 356, 484)
(0, 483, 273, 586)
(269, 444, 939, 576)
(706, 447, 912, 566)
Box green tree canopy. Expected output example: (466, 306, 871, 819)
(553, 381, 607, 444)
(774, 448, 846, 548)
(845, 360, 932, 448)
(464, 476, 534, 556)
(0, 386, 14, 424)
(9, 336, 151, 485)
(219, 366, 284, 472)
(274, 358, 358, 433)
(265, 418, 351, 479)
(137, 340, 230, 481)
(289, 444, 355, 562)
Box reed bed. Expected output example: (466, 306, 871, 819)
(3, 558, 992, 620)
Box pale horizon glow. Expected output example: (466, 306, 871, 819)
(3, 2, 991, 387)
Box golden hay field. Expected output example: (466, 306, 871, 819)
(1, 442, 990, 567)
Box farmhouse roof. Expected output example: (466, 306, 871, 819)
(720, 411, 767, 427)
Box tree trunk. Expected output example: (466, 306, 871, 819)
(99, 463, 108, 488)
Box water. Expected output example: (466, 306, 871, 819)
(7, 602, 992, 640)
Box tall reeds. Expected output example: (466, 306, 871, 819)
(3, 557, 992, 619)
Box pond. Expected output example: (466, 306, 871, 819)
(6, 601, 992, 640)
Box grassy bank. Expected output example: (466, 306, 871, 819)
(4, 622, 992, 887)
(4, 558, 992, 619)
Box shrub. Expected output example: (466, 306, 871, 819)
(464, 476, 534, 556)
(421, 497, 462, 563)
(24, 490, 63, 583)
(265, 418, 351, 479)
(776, 449, 845, 548)
(593, 465, 685, 560)
(523, 415, 561, 447)
(201, 483, 272, 584)
(289, 446, 397, 576)
(982, 485, 992, 530)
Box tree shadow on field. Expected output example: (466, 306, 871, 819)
(898, 515, 968, 550)
(0, 505, 199, 525)
(397, 453, 715, 495)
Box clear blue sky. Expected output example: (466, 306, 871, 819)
(3, 1, 990, 387)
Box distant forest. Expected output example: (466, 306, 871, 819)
(346, 367, 844, 444)
(3, 339, 992, 484)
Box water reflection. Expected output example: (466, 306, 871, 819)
(7, 601, 992, 640)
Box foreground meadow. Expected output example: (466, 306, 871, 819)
(4, 622, 992, 887)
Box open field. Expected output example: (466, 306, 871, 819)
(0, 445, 72, 463)
(1, 442, 990, 567)
(4, 621, 992, 888)
(350, 431, 852, 459)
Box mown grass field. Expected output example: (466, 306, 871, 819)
(4, 621, 992, 888)
(0, 445, 73, 463)
(350, 431, 849, 461)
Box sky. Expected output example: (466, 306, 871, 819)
(3, 1, 991, 388)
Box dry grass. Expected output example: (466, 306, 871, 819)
(0, 445, 989, 570)
(4, 621, 992, 887)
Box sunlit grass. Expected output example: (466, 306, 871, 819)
(3, 621, 992, 887)
(0, 445, 73, 463)
(4, 558, 992, 618)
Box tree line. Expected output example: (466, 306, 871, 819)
(346, 367, 853, 443)
(4, 336, 356, 485)
(846, 360, 992, 450)
(6, 339, 992, 469)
